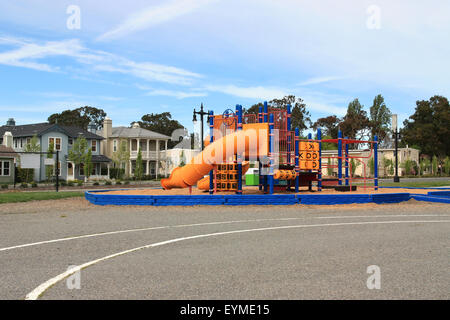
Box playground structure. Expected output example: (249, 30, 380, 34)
(161, 102, 379, 194)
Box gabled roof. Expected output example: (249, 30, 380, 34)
(110, 127, 170, 140)
(0, 123, 104, 140)
(0, 145, 18, 158)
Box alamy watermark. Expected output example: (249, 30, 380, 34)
(366, 265, 381, 290)
(66, 265, 81, 290)
(66, 5, 81, 30)
(366, 5, 381, 30)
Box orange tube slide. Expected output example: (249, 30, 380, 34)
(161, 123, 268, 190)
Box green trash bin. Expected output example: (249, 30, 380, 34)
(245, 169, 259, 186)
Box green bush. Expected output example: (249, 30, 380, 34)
(105, 181, 112, 185)
(31, 182, 38, 188)
(77, 182, 83, 187)
(20, 183, 28, 189)
(109, 168, 126, 180)
(116, 181, 122, 185)
(1, 184, 8, 189)
(123, 180, 130, 185)
(16, 168, 35, 183)
(93, 182, 100, 186)
(67, 181, 74, 187)
(61, 181, 68, 187)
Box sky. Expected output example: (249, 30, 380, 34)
(0, 0, 449, 135)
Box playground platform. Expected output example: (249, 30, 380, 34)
(85, 187, 450, 206)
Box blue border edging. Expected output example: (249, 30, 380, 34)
(85, 191, 420, 206)
(411, 194, 450, 204)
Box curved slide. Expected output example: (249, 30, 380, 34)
(161, 123, 268, 190)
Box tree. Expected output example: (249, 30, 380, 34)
(350, 158, 360, 176)
(382, 157, 393, 177)
(312, 115, 341, 139)
(84, 149, 93, 179)
(48, 106, 106, 130)
(444, 157, 450, 176)
(369, 94, 391, 144)
(340, 99, 370, 146)
(244, 96, 312, 135)
(326, 158, 334, 176)
(432, 155, 438, 175)
(68, 137, 89, 177)
(135, 149, 144, 180)
(112, 140, 130, 178)
(24, 135, 40, 152)
(419, 158, 431, 175)
(401, 159, 416, 176)
(368, 157, 375, 176)
(45, 143, 54, 182)
(137, 112, 183, 148)
(179, 150, 186, 167)
(401, 96, 450, 157)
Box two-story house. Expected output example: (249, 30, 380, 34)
(0, 118, 110, 182)
(101, 117, 171, 178)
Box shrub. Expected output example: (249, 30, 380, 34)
(31, 182, 38, 188)
(1, 184, 8, 189)
(20, 183, 28, 189)
(67, 181, 74, 187)
(109, 168, 125, 180)
(105, 181, 112, 186)
(116, 181, 122, 185)
(61, 181, 68, 187)
(123, 180, 130, 185)
(16, 168, 35, 183)
(77, 182, 83, 187)
(93, 182, 100, 186)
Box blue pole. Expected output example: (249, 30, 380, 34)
(295, 128, 300, 193)
(338, 130, 342, 185)
(209, 110, 214, 194)
(269, 113, 274, 194)
(258, 105, 263, 191)
(345, 136, 349, 186)
(263, 101, 269, 193)
(287, 104, 291, 166)
(317, 128, 322, 191)
(374, 135, 378, 191)
(307, 133, 312, 191)
(236, 104, 243, 194)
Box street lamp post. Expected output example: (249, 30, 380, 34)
(392, 114, 400, 183)
(193, 103, 209, 150)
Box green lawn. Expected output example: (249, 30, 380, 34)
(379, 180, 450, 188)
(0, 191, 85, 204)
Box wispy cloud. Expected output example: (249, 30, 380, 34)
(145, 88, 207, 99)
(205, 84, 288, 100)
(97, 0, 217, 41)
(0, 36, 202, 85)
(297, 76, 346, 86)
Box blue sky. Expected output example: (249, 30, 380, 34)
(0, 0, 449, 134)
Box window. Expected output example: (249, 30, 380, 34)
(0, 161, 10, 176)
(79, 163, 85, 176)
(113, 140, 118, 152)
(92, 140, 97, 152)
(14, 139, 18, 149)
(49, 137, 62, 151)
(69, 139, 73, 145)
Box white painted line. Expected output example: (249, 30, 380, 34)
(25, 219, 450, 300)
(1, 215, 449, 253)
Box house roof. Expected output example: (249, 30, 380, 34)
(0, 145, 18, 158)
(91, 155, 112, 163)
(0, 123, 104, 140)
(110, 127, 170, 140)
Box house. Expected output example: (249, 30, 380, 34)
(164, 148, 201, 174)
(101, 118, 171, 178)
(322, 147, 420, 177)
(0, 132, 18, 185)
(0, 118, 111, 182)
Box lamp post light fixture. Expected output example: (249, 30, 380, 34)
(392, 114, 400, 183)
(193, 103, 209, 151)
